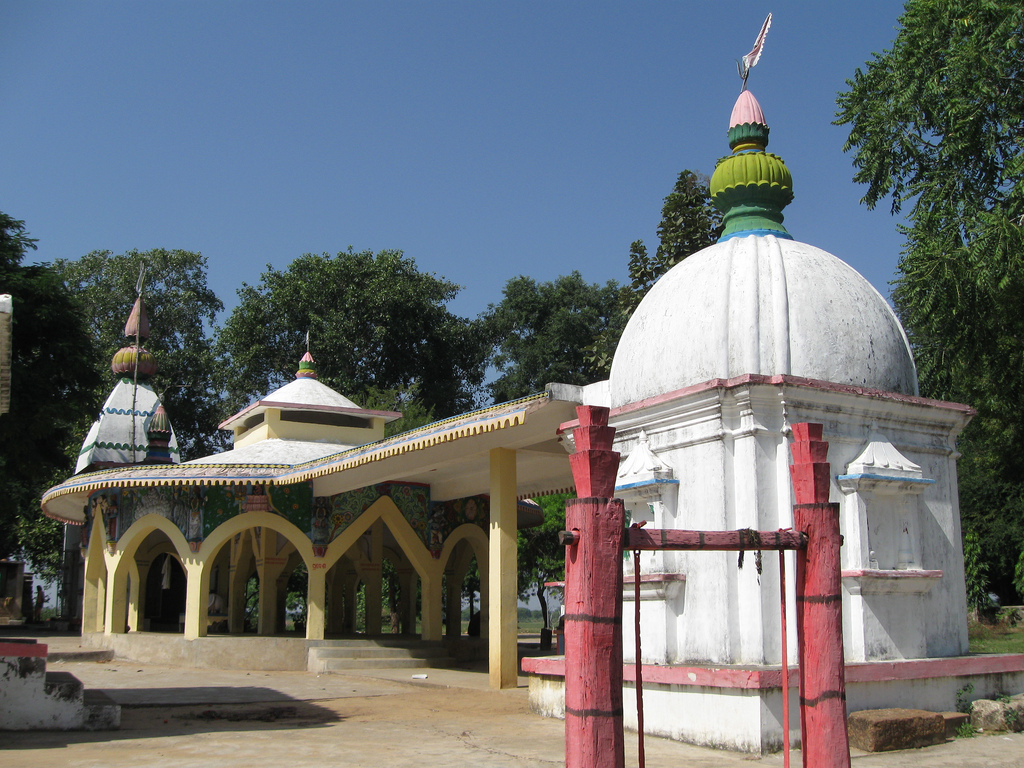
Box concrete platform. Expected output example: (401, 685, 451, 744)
(2, 630, 1024, 767)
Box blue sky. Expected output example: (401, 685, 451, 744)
(2, 2, 908, 321)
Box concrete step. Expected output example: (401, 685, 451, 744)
(308, 639, 455, 673)
(311, 651, 448, 663)
(320, 655, 455, 671)
(44, 670, 84, 701)
(83, 689, 121, 730)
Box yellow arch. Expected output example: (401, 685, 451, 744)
(199, 511, 314, 565)
(114, 513, 191, 565)
(323, 496, 436, 580)
(439, 523, 489, 572)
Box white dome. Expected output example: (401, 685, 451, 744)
(609, 235, 918, 407)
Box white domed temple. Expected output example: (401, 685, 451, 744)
(524, 88, 1024, 752)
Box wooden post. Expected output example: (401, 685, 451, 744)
(790, 422, 850, 768)
(564, 406, 624, 768)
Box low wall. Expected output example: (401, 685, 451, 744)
(82, 633, 311, 671)
(523, 654, 1024, 754)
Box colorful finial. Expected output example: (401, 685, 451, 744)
(145, 404, 174, 464)
(124, 296, 150, 340)
(737, 13, 772, 92)
(296, 350, 318, 379)
(709, 89, 794, 241)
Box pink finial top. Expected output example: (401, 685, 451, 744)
(729, 90, 766, 128)
(124, 296, 150, 340)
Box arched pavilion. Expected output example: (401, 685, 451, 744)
(43, 303, 580, 688)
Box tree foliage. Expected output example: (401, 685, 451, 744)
(54, 249, 226, 459)
(836, 0, 1024, 599)
(589, 170, 722, 374)
(0, 213, 102, 576)
(518, 493, 572, 630)
(482, 272, 621, 403)
(217, 249, 486, 419)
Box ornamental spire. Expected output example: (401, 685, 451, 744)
(111, 294, 158, 380)
(296, 350, 318, 380)
(709, 89, 794, 241)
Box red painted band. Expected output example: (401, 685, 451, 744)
(800, 690, 847, 707)
(564, 614, 622, 625)
(565, 707, 625, 718)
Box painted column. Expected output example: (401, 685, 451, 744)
(82, 516, 106, 634)
(488, 447, 518, 689)
(306, 560, 326, 640)
(364, 520, 384, 634)
(130, 560, 148, 632)
(790, 422, 850, 768)
(445, 567, 462, 638)
(104, 553, 128, 635)
(564, 405, 624, 768)
(228, 562, 247, 634)
(421, 572, 443, 641)
(183, 557, 209, 640)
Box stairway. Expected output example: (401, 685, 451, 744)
(0, 640, 120, 730)
(308, 638, 456, 673)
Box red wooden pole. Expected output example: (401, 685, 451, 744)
(564, 406, 624, 768)
(790, 423, 850, 768)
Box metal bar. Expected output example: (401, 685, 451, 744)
(625, 528, 807, 552)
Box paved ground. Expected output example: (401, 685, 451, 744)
(2, 630, 1024, 767)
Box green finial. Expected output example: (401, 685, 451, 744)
(709, 90, 794, 241)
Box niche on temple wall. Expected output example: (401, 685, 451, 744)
(616, 431, 683, 602)
(837, 430, 941, 597)
(837, 430, 947, 660)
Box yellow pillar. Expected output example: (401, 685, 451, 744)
(307, 561, 326, 640)
(488, 447, 518, 689)
(125, 560, 141, 632)
(183, 557, 209, 640)
(82, 516, 107, 634)
(364, 521, 384, 634)
(421, 572, 442, 641)
(104, 552, 128, 635)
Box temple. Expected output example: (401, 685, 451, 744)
(43, 303, 580, 688)
(39, 81, 1024, 754)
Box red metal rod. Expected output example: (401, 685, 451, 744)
(779, 549, 790, 768)
(626, 527, 807, 552)
(633, 547, 645, 768)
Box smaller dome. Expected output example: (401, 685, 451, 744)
(111, 345, 158, 379)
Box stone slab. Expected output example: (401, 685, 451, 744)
(940, 711, 969, 739)
(848, 708, 946, 752)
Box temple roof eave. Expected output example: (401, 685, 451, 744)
(43, 391, 580, 524)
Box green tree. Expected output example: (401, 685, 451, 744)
(482, 272, 621, 403)
(217, 250, 487, 420)
(518, 493, 572, 630)
(589, 170, 722, 374)
(54, 249, 226, 459)
(0, 213, 102, 576)
(835, 0, 1024, 600)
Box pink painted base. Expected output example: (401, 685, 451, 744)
(522, 653, 1024, 689)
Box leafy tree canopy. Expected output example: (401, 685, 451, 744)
(482, 272, 621, 404)
(54, 249, 226, 459)
(836, 0, 1024, 599)
(0, 213, 101, 576)
(518, 493, 571, 630)
(217, 249, 487, 420)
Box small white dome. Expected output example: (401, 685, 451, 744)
(609, 235, 918, 407)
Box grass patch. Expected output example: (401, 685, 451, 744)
(968, 611, 1024, 654)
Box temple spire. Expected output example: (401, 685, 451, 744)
(709, 89, 794, 241)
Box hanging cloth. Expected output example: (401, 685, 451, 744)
(161, 555, 172, 589)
